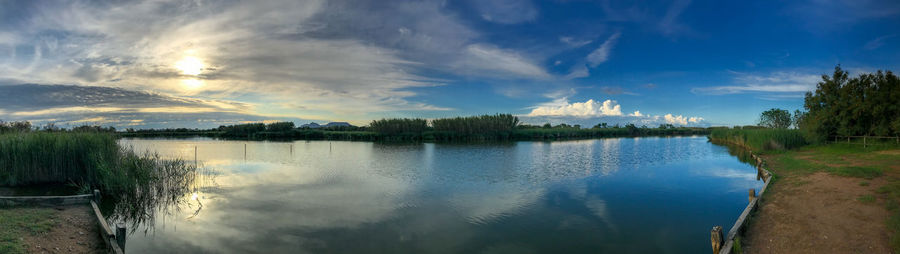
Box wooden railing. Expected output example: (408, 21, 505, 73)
(710, 152, 773, 254)
(90, 190, 126, 254)
(830, 136, 900, 148)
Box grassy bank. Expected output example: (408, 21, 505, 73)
(747, 143, 900, 251)
(708, 128, 808, 151)
(0, 132, 196, 198)
(0, 207, 55, 253)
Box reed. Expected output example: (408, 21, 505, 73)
(0, 132, 196, 198)
(708, 128, 808, 151)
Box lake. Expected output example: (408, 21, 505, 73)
(113, 136, 761, 253)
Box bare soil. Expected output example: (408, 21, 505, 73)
(24, 205, 104, 254)
(744, 170, 891, 254)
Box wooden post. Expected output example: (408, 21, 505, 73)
(848, 136, 850, 143)
(711, 226, 723, 254)
(115, 223, 126, 250)
(749, 188, 756, 202)
(244, 144, 247, 160)
(864, 136, 867, 148)
(93, 189, 101, 204)
(756, 166, 762, 181)
(194, 146, 198, 166)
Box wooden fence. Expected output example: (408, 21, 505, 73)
(710, 152, 773, 254)
(830, 136, 900, 148)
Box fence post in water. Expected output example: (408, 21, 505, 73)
(244, 144, 247, 160)
(93, 189, 101, 204)
(749, 188, 756, 202)
(864, 136, 867, 148)
(115, 223, 126, 250)
(711, 226, 723, 254)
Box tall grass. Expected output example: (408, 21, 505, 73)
(708, 128, 808, 151)
(0, 132, 196, 198)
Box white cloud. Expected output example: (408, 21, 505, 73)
(474, 0, 539, 24)
(523, 97, 706, 127)
(460, 44, 550, 79)
(528, 99, 622, 117)
(587, 32, 621, 67)
(691, 71, 821, 95)
(559, 36, 592, 48)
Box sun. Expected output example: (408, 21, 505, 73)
(175, 56, 204, 76)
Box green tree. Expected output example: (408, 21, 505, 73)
(758, 108, 792, 129)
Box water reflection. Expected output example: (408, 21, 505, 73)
(114, 136, 762, 253)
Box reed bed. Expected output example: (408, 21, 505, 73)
(0, 132, 196, 198)
(708, 128, 808, 151)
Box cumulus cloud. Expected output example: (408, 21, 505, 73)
(528, 99, 622, 117)
(663, 114, 703, 125)
(522, 98, 706, 127)
(586, 32, 622, 67)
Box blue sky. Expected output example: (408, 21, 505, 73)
(0, 0, 898, 128)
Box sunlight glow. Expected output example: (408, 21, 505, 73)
(175, 56, 204, 76)
(181, 78, 204, 90)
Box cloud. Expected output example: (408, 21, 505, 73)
(600, 86, 639, 95)
(473, 0, 539, 24)
(664, 114, 703, 125)
(658, 0, 692, 36)
(0, 0, 554, 124)
(528, 99, 623, 117)
(587, 32, 621, 67)
(522, 98, 707, 127)
(563, 65, 590, 80)
(691, 71, 820, 96)
(0, 84, 320, 128)
(559, 36, 592, 48)
(459, 44, 550, 79)
(864, 34, 896, 50)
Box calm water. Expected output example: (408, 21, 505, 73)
(115, 136, 761, 254)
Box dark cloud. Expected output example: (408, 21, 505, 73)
(0, 84, 245, 112)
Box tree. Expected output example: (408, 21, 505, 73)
(792, 110, 806, 129)
(802, 65, 900, 139)
(758, 108, 792, 129)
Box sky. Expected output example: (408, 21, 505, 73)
(0, 0, 898, 129)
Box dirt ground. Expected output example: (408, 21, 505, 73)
(743, 155, 895, 254)
(24, 205, 104, 254)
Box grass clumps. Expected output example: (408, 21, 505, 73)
(858, 195, 876, 203)
(829, 166, 882, 179)
(0, 207, 56, 254)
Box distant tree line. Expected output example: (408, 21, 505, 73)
(369, 114, 709, 141)
(0, 121, 117, 133)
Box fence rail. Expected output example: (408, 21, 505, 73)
(830, 136, 900, 148)
(711, 152, 773, 254)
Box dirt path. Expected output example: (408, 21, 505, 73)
(743, 151, 897, 254)
(24, 205, 104, 254)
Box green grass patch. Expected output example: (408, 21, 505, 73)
(830, 166, 883, 179)
(861, 181, 870, 186)
(858, 194, 876, 203)
(0, 207, 56, 254)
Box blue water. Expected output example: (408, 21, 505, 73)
(116, 136, 761, 253)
